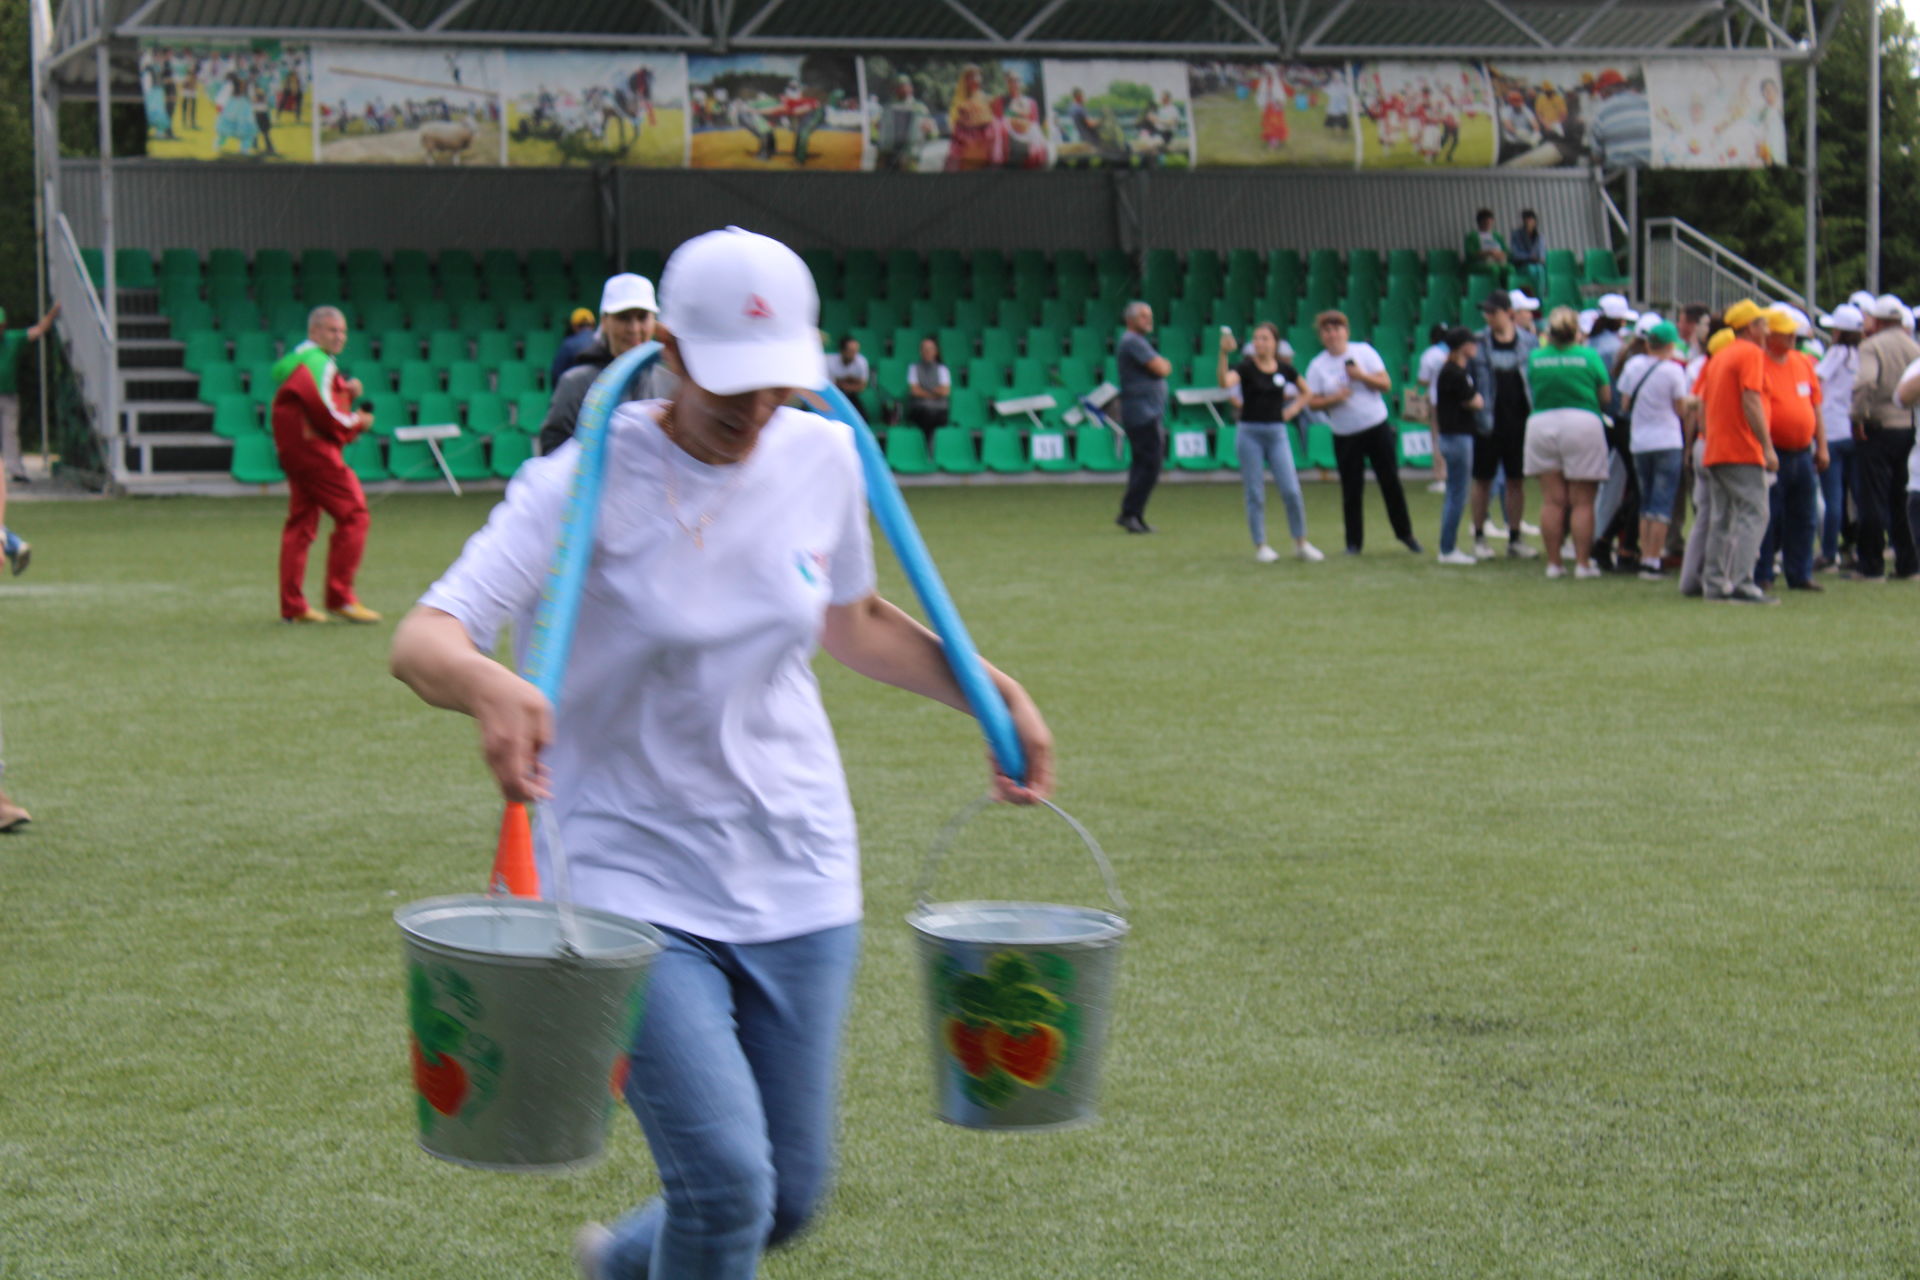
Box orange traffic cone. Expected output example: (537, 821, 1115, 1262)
(488, 801, 540, 897)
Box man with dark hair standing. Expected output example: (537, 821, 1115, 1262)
(1114, 301, 1171, 533)
(1466, 291, 1537, 560)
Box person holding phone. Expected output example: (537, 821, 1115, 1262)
(1304, 310, 1420, 555)
(1218, 324, 1323, 563)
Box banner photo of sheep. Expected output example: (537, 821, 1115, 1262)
(1352, 60, 1495, 169)
(687, 53, 864, 170)
(501, 51, 688, 168)
(140, 40, 315, 162)
(1187, 61, 1353, 167)
(860, 55, 1048, 172)
(314, 44, 507, 166)
(1486, 61, 1650, 169)
(1644, 58, 1787, 168)
(1042, 60, 1193, 169)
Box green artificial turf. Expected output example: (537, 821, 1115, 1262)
(2, 482, 1916, 1279)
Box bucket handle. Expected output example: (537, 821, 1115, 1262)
(914, 796, 1127, 918)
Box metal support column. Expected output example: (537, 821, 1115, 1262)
(1867, 0, 1881, 293)
(29, 0, 51, 464)
(1804, 51, 1817, 312)
(1625, 166, 1639, 301)
(96, 42, 119, 457)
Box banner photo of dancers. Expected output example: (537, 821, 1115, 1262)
(687, 53, 865, 170)
(140, 40, 315, 162)
(861, 56, 1049, 172)
(1645, 58, 1788, 169)
(501, 51, 688, 168)
(1352, 60, 1495, 169)
(1486, 61, 1651, 169)
(1042, 60, 1194, 170)
(1187, 61, 1353, 168)
(313, 44, 508, 166)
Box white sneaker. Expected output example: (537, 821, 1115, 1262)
(1486, 522, 1510, 538)
(1472, 538, 1496, 561)
(1426, 480, 1448, 493)
(1295, 542, 1326, 563)
(1506, 541, 1540, 560)
(1254, 545, 1280, 563)
(1520, 520, 1542, 536)
(574, 1223, 614, 1280)
(1574, 563, 1604, 579)
(1545, 563, 1567, 579)
(1437, 550, 1478, 565)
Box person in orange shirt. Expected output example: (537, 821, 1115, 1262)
(1696, 299, 1779, 603)
(1679, 324, 1733, 596)
(1755, 306, 1828, 592)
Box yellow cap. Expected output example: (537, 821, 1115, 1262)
(569, 307, 596, 328)
(1765, 307, 1798, 335)
(1707, 328, 1736, 356)
(1722, 299, 1764, 330)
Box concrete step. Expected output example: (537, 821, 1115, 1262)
(123, 400, 214, 436)
(121, 369, 202, 403)
(119, 317, 171, 341)
(119, 338, 184, 370)
(120, 433, 233, 478)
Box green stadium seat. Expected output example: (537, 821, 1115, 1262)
(198, 363, 242, 403)
(1008, 357, 1051, 397)
(426, 331, 468, 366)
(496, 362, 538, 398)
(458, 301, 501, 332)
(982, 425, 1034, 474)
(1212, 423, 1240, 469)
(158, 247, 200, 281)
(216, 300, 262, 333)
(466, 390, 508, 434)
(1157, 324, 1195, 359)
(1185, 354, 1220, 389)
(351, 360, 391, 394)
(441, 431, 491, 481)
(934, 326, 973, 362)
(522, 330, 560, 371)
(932, 426, 983, 474)
(366, 392, 406, 436)
(884, 425, 936, 475)
(1030, 426, 1077, 472)
(1397, 423, 1435, 467)
(513, 390, 550, 430)
(802, 249, 839, 296)
(1076, 424, 1129, 472)
(626, 248, 664, 281)
(230, 433, 285, 485)
(1023, 327, 1062, 363)
(973, 329, 1014, 369)
(446, 361, 486, 401)
(246, 362, 281, 406)
(1305, 423, 1337, 470)
(491, 429, 534, 478)
(864, 298, 903, 333)
(378, 329, 419, 363)
(503, 301, 547, 333)
(1583, 247, 1628, 287)
(226, 331, 274, 368)
(386, 437, 438, 482)
(115, 248, 156, 288)
(180, 330, 228, 375)
(908, 299, 946, 334)
(1054, 357, 1095, 394)
(415, 391, 460, 427)
(473, 330, 516, 368)
(343, 435, 390, 482)
(398, 361, 440, 401)
(80, 247, 105, 286)
(1171, 423, 1217, 470)
(210, 394, 261, 439)
(965, 359, 1007, 394)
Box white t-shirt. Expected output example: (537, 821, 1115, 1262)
(1902, 356, 1920, 492)
(1816, 344, 1858, 444)
(419, 402, 877, 943)
(1620, 353, 1688, 453)
(1416, 343, 1448, 403)
(1305, 343, 1390, 435)
(826, 352, 869, 386)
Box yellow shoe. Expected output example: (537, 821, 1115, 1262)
(330, 602, 382, 624)
(283, 608, 328, 624)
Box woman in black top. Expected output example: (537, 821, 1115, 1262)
(1218, 323, 1324, 563)
(1434, 326, 1485, 563)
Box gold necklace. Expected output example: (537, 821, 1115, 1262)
(657, 402, 745, 549)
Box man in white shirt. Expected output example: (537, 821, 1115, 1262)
(1304, 309, 1421, 554)
(824, 334, 870, 419)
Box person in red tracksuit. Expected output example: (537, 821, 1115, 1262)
(272, 306, 378, 624)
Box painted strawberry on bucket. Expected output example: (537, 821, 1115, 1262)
(936, 951, 1076, 1107)
(406, 962, 501, 1133)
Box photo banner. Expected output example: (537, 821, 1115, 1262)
(314, 44, 507, 165)
(1646, 58, 1787, 168)
(861, 56, 1048, 172)
(1487, 62, 1651, 168)
(1043, 60, 1194, 169)
(1352, 60, 1494, 169)
(501, 51, 688, 167)
(688, 53, 864, 170)
(140, 39, 314, 162)
(1188, 61, 1353, 168)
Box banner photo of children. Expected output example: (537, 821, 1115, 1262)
(140, 40, 314, 162)
(1645, 58, 1787, 169)
(1486, 62, 1651, 169)
(1042, 60, 1194, 169)
(1188, 61, 1353, 167)
(314, 45, 507, 165)
(861, 56, 1048, 172)
(1352, 61, 1494, 169)
(502, 52, 688, 167)
(688, 54, 863, 170)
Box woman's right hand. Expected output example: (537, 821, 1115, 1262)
(1218, 329, 1237, 354)
(470, 670, 554, 803)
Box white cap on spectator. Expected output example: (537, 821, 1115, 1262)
(1508, 289, 1540, 312)
(1849, 290, 1877, 311)
(660, 226, 826, 396)
(1598, 293, 1640, 323)
(1776, 305, 1812, 336)
(1870, 293, 1906, 321)
(1634, 311, 1665, 335)
(1821, 303, 1865, 332)
(1578, 309, 1599, 336)
(1903, 304, 1916, 334)
(600, 273, 658, 315)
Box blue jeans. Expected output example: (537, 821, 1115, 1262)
(1435, 433, 1474, 554)
(1236, 421, 1306, 546)
(1757, 447, 1818, 587)
(603, 922, 861, 1280)
(1, 526, 18, 557)
(1632, 448, 1684, 524)
(1819, 435, 1857, 561)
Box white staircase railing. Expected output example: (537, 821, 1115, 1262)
(48, 212, 120, 474)
(1641, 217, 1807, 319)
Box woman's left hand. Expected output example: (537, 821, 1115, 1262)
(988, 679, 1054, 805)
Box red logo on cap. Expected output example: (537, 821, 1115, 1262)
(745, 294, 775, 320)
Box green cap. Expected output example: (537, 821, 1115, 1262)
(1647, 321, 1681, 348)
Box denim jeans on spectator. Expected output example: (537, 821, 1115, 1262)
(602, 922, 861, 1280)
(1632, 447, 1684, 524)
(1435, 433, 1475, 555)
(1756, 447, 1817, 587)
(1819, 436, 1857, 562)
(1236, 421, 1306, 547)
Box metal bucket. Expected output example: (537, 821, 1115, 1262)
(395, 894, 664, 1172)
(907, 799, 1127, 1132)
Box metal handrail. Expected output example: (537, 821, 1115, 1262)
(1643, 216, 1804, 309)
(53, 213, 110, 344)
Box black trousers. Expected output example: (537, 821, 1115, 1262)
(1854, 426, 1917, 577)
(1119, 418, 1166, 521)
(1331, 422, 1414, 550)
(905, 400, 949, 446)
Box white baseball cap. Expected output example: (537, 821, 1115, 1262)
(1508, 289, 1540, 312)
(1870, 293, 1906, 321)
(1578, 309, 1599, 336)
(660, 227, 826, 396)
(600, 273, 658, 316)
(1598, 293, 1640, 323)
(1777, 304, 1812, 336)
(1849, 290, 1877, 311)
(1633, 311, 1666, 335)
(1820, 303, 1865, 332)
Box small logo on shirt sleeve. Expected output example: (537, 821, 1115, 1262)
(794, 549, 829, 586)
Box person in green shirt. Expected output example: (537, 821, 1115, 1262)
(0, 302, 60, 484)
(1523, 306, 1614, 579)
(1464, 208, 1512, 289)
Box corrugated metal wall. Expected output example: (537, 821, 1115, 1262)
(61, 161, 1602, 258)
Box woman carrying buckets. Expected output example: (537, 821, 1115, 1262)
(389, 226, 1054, 1280)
